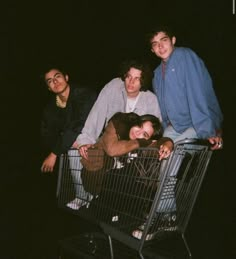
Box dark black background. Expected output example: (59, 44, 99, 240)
(1, 0, 235, 258)
(1, 0, 235, 148)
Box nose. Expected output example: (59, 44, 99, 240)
(52, 77, 59, 85)
(129, 77, 136, 84)
(135, 129, 143, 138)
(157, 42, 163, 49)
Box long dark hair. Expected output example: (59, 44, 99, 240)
(110, 112, 162, 140)
(138, 114, 163, 140)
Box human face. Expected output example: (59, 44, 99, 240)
(45, 69, 69, 94)
(129, 121, 154, 140)
(151, 32, 176, 62)
(124, 67, 142, 98)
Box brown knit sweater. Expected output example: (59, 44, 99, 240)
(81, 112, 173, 195)
(82, 112, 173, 171)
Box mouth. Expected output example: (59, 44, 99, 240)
(54, 84, 61, 91)
(127, 85, 134, 90)
(158, 50, 166, 56)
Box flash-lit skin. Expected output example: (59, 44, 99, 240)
(80, 121, 172, 160)
(124, 67, 142, 98)
(150, 32, 176, 62)
(129, 121, 171, 160)
(45, 69, 70, 102)
(129, 121, 154, 140)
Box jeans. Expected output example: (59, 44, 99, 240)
(163, 125, 198, 143)
(156, 126, 197, 214)
(68, 149, 93, 202)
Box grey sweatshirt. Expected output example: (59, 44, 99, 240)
(77, 78, 162, 145)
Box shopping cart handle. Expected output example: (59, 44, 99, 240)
(175, 138, 214, 150)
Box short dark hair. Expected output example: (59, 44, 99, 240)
(119, 59, 153, 91)
(146, 25, 175, 48)
(40, 64, 68, 83)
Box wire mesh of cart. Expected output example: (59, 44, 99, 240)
(57, 139, 213, 259)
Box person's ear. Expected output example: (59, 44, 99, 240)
(172, 36, 176, 45)
(65, 74, 69, 82)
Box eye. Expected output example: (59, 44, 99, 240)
(162, 37, 169, 42)
(151, 42, 157, 48)
(47, 79, 52, 85)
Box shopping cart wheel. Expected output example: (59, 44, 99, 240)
(58, 231, 112, 258)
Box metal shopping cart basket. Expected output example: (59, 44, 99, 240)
(56, 139, 213, 258)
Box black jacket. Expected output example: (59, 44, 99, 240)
(41, 84, 97, 155)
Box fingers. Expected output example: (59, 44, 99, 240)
(41, 165, 54, 173)
(79, 146, 89, 159)
(211, 141, 223, 150)
(217, 141, 223, 148)
(158, 145, 171, 160)
(159, 150, 170, 160)
(208, 137, 223, 150)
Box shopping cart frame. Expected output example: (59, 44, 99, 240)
(57, 139, 213, 258)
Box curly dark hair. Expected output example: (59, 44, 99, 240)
(119, 59, 153, 91)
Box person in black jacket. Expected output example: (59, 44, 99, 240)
(40, 66, 96, 208)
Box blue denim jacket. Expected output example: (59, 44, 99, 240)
(153, 47, 223, 139)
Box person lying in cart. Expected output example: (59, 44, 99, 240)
(79, 112, 173, 218)
(70, 59, 162, 210)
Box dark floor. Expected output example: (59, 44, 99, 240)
(0, 148, 234, 259)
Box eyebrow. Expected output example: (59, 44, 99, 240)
(126, 73, 141, 79)
(46, 72, 62, 82)
(151, 36, 169, 44)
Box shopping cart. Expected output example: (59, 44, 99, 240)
(57, 139, 213, 258)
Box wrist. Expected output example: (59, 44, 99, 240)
(137, 139, 152, 147)
(50, 152, 57, 158)
(216, 129, 222, 137)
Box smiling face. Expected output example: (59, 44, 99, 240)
(124, 67, 142, 98)
(129, 121, 154, 140)
(151, 32, 176, 61)
(45, 69, 69, 94)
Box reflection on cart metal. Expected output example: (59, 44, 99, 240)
(57, 139, 212, 258)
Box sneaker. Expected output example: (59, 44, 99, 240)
(66, 198, 88, 210)
(132, 212, 177, 241)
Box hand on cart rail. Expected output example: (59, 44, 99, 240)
(208, 136, 223, 150)
(79, 144, 93, 160)
(158, 140, 173, 160)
